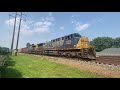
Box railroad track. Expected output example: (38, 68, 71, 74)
(44, 55, 120, 66)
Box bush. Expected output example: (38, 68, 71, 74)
(90, 37, 117, 52)
(0, 47, 10, 77)
(0, 47, 10, 55)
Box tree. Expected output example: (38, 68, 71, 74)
(90, 37, 113, 52)
(0, 47, 9, 55)
(112, 37, 120, 48)
(26, 43, 30, 48)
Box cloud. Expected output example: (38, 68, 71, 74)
(75, 22, 90, 31)
(71, 15, 74, 18)
(60, 26, 64, 30)
(71, 18, 90, 31)
(48, 12, 52, 16)
(46, 16, 55, 22)
(5, 13, 55, 34)
(71, 15, 90, 31)
(5, 17, 20, 27)
(34, 26, 49, 33)
(33, 18, 53, 33)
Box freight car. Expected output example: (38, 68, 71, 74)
(21, 33, 96, 59)
(20, 48, 28, 53)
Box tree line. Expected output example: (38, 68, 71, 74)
(0, 47, 9, 55)
(90, 37, 120, 52)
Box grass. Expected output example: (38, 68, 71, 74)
(1, 54, 105, 78)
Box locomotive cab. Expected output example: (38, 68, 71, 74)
(75, 36, 96, 59)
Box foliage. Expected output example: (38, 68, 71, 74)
(90, 37, 120, 52)
(90, 37, 113, 52)
(26, 43, 30, 47)
(0, 47, 9, 55)
(0, 47, 10, 77)
(112, 37, 120, 48)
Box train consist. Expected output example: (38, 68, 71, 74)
(19, 33, 96, 59)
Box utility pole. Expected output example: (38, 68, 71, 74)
(10, 12, 17, 55)
(15, 12, 22, 56)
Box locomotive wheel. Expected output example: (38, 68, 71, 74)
(67, 53, 71, 58)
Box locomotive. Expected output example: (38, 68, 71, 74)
(20, 33, 96, 60)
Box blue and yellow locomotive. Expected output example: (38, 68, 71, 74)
(23, 33, 96, 60)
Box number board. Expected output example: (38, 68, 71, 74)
(66, 40, 71, 44)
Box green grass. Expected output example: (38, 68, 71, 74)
(2, 54, 105, 78)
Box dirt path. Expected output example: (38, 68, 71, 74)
(95, 56, 120, 65)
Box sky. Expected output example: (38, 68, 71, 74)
(0, 12, 120, 49)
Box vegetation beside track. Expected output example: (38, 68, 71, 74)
(0, 47, 9, 77)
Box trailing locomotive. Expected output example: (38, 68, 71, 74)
(20, 33, 96, 59)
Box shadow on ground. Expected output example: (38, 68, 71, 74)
(1, 68, 22, 78)
(1, 56, 22, 78)
(5, 58, 16, 66)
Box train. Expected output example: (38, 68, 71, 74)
(19, 33, 96, 60)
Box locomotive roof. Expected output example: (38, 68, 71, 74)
(51, 33, 81, 41)
(35, 33, 81, 45)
